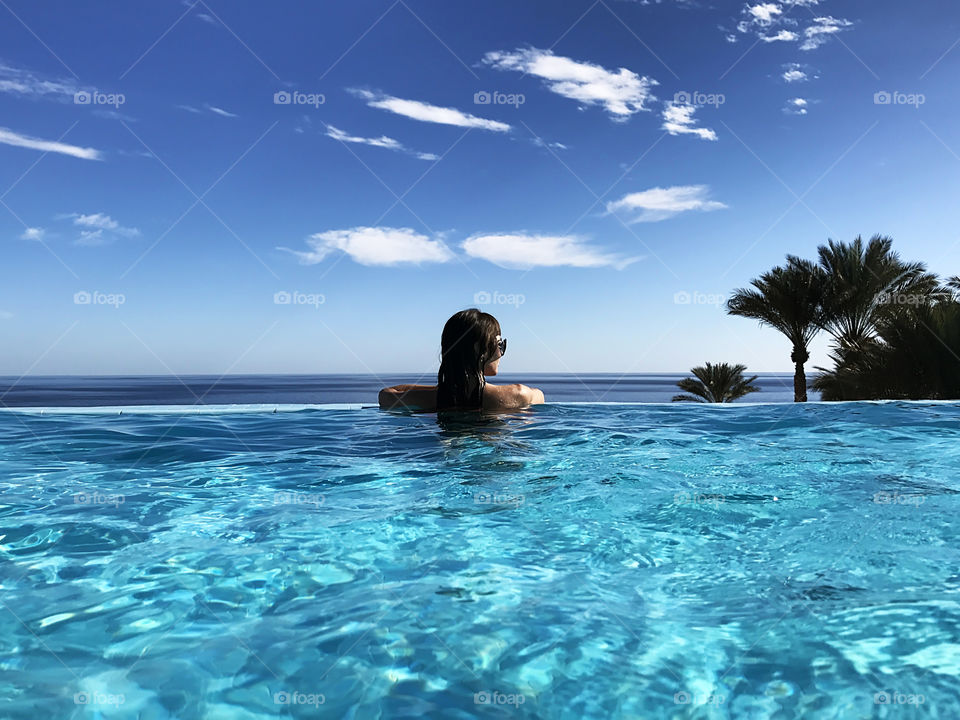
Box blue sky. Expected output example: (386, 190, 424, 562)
(1, 0, 959, 375)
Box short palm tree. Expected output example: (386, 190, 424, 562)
(727, 256, 827, 402)
(672, 362, 760, 403)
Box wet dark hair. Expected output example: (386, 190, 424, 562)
(436, 308, 501, 410)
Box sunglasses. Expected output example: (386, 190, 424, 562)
(496, 336, 507, 357)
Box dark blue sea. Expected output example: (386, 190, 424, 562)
(0, 373, 816, 407)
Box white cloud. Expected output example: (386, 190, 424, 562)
(784, 97, 809, 115)
(70, 212, 140, 244)
(801, 16, 853, 50)
(482, 48, 658, 119)
(0, 63, 77, 100)
(206, 104, 237, 118)
(350, 89, 511, 133)
(661, 102, 717, 141)
(178, 104, 237, 118)
(531, 136, 568, 151)
(462, 233, 639, 270)
(20, 227, 45, 241)
(606, 185, 727, 223)
(0, 310, 12, 320)
(747, 3, 782, 25)
(782, 63, 809, 82)
(760, 29, 799, 42)
(324, 125, 438, 161)
(734, 2, 849, 51)
(282, 227, 454, 266)
(0, 127, 101, 160)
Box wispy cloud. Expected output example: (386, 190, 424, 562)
(606, 185, 727, 223)
(20, 227, 45, 241)
(0, 127, 101, 160)
(350, 89, 511, 132)
(661, 102, 717, 141)
(801, 16, 853, 50)
(784, 97, 809, 115)
(734, 2, 851, 50)
(481, 48, 658, 120)
(69, 212, 140, 244)
(462, 233, 639, 270)
(0, 62, 77, 100)
(206, 104, 237, 118)
(281, 227, 454, 266)
(177, 104, 238, 118)
(324, 125, 438, 161)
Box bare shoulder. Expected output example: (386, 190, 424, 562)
(378, 384, 437, 411)
(483, 383, 545, 410)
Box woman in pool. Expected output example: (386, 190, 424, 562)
(378, 309, 545, 412)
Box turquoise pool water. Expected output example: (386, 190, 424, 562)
(1, 402, 958, 718)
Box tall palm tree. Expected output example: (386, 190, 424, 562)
(727, 256, 827, 402)
(672, 362, 760, 403)
(816, 235, 939, 349)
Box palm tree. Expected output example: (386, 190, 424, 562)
(727, 256, 827, 402)
(814, 297, 960, 400)
(816, 235, 939, 350)
(672, 362, 760, 403)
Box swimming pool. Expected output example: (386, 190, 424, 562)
(2, 402, 958, 718)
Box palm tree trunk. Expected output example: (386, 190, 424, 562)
(791, 345, 809, 402)
(793, 361, 807, 402)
